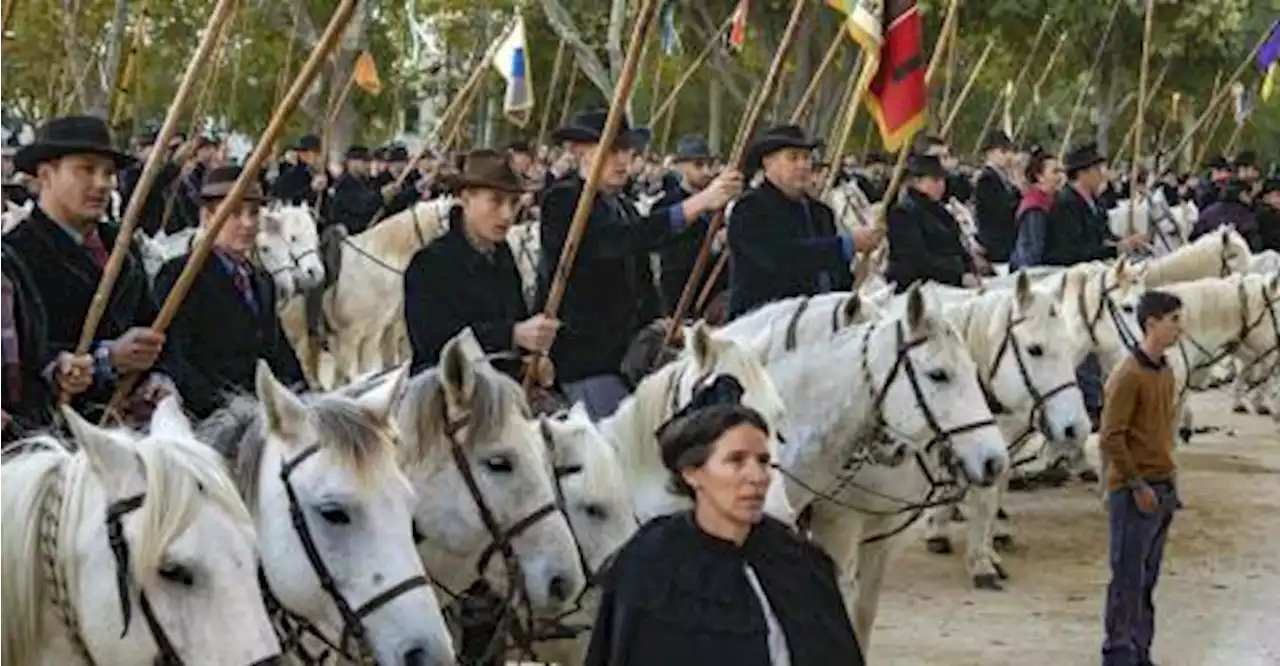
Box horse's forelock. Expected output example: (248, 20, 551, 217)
(399, 362, 532, 466)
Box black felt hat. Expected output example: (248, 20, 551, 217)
(981, 129, 1015, 153)
(199, 165, 266, 203)
(673, 135, 714, 162)
(905, 153, 948, 179)
(552, 109, 651, 150)
(441, 149, 536, 194)
(1063, 142, 1107, 175)
(745, 124, 823, 172)
(345, 145, 371, 161)
(293, 134, 322, 152)
(14, 115, 136, 175)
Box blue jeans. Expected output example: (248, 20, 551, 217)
(1077, 354, 1104, 430)
(1102, 482, 1177, 666)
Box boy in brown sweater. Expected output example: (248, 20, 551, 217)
(1099, 290, 1182, 666)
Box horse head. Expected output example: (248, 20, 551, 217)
(260, 204, 325, 292)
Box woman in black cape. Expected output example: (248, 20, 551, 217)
(585, 375, 864, 666)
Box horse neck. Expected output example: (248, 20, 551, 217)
(1170, 278, 1253, 360)
(943, 293, 1005, 379)
(602, 362, 684, 478)
(349, 208, 429, 270)
(1142, 235, 1221, 286)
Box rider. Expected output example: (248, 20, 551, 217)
(271, 133, 329, 208)
(3, 115, 177, 425)
(885, 153, 979, 291)
(653, 135, 722, 314)
(974, 129, 1020, 264)
(404, 149, 553, 379)
(154, 165, 304, 418)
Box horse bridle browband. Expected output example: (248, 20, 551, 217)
(261, 443, 430, 665)
(1078, 270, 1140, 355)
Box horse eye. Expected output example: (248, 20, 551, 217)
(484, 455, 514, 473)
(1121, 304, 1135, 313)
(319, 506, 351, 525)
(1027, 344, 1044, 357)
(158, 562, 195, 587)
(583, 503, 608, 520)
(926, 369, 950, 383)
(411, 521, 426, 545)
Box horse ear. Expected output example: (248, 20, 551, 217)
(255, 360, 308, 441)
(1109, 256, 1127, 282)
(451, 327, 487, 363)
(355, 363, 408, 422)
(440, 337, 477, 410)
(61, 405, 140, 485)
(1014, 270, 1032, 311)
(906, 283, 926, 330)
(568, 401, 590, 422)
(686, 321, 716, 369)
(149, 396, 194, 439)
(840, 294, 861, 327)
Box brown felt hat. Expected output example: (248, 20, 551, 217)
(199, 165, 266, 203)
(443, 149, 535, 194)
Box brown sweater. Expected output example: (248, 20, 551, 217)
(1100, 350, 1177, 491)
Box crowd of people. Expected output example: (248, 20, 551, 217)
(1, 108, 1276, 664)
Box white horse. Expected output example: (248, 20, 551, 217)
(823, 177, 880, 236)
(2, 400, 281, 665)
(282, 198, 452, 387)
(717, 290, 882, 361)
(259, 203, 326, 295)
(2, 198, 33, 234)
(198, 362, 454, 665)
(1137, 225, 1252, 285)
(1109, 191, 1193, 257)
(905, 275, 1091, 588)
(528, 403, 640, 666)
(601, 322, 795, 525)
(386, 334, 588, 618)
(506, 220, 542, 308)
(766, 285, 1009, 647)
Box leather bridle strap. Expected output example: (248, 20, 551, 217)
(784, 297, 813, 352)
(105, 493, 183, 666)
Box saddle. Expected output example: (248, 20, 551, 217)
(305, 224, 348, 342)
(621, 320, 683, 388)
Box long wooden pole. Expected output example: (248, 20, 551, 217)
(662, 0, 810, 343)
(971, 13, 1050, 158)
(648, 14, 736, 129)
(1, 0, 17, 35)
(820, 50, 872, 194)
(524, 0, 663, 388)
(939, 38, 994, 139)
(1058, 0, 1124, 160)
(102, 0, 359, 422)
(557, 61, 579, 126)
(1169, 19, 1277, 167)
(1192, 83, 1235, 168)
(68, 0, 240, 404)
(1125, 0, 1156, 236)
(1012, 30, 1068, 142)
(1113, 59, 1170, 165)
(536, 39, 567, 147)
(791, 29, 846, 126)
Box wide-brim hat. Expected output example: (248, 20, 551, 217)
(442, 149, 536, 195)
(199, 165, 266, 203)
(385, 145, 410, 162)
(1063, 141, 1107, 175)
(1233, 150, 1257, 168)
(905, 153, 948, 179)
(745, 124, 823, 172)
(551, 109, 650, 150)
(1205, 155, 1229, 170)
(14, 115, 136, 175)
(345, 145, 371, 161)
(673, 135, 714, 162)
(981, 129, 1015, 153)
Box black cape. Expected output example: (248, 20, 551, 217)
(585, 512, 864, 666)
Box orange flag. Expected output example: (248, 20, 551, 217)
(354, 51, 382, 96)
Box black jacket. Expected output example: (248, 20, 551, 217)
(974, 165, 1019, 262)
(155, 252, 303, 419)
(535, 173, 670, 383)
(1, 208, 176, 423)
(727, 179, 851, 319)
(118, 160, 184, 235)
(271, 162, 326, 209)
(404, 208, 528, 378)
(2, 242, 48, 437)
(329, 172, 384, 235)
(652, 179, 722, 313)
(1042, 185, 1118, 267)
(885, 188, 975, 291)
(585, 512, 864, 666)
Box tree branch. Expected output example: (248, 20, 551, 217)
(606, 0, 627, 83)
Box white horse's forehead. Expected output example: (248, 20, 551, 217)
(291, 448, 416, 507)
(166, 499, 257, 565)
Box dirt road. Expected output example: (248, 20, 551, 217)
(869, 390, 1280, 666)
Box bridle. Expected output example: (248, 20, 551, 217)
(1173, 278, 1280, 400)
(971, 303, 1079, 466)
(35, 466, 232, 666)
(781, 295, 848, 352)
(259, 244, 320, 285)
(773, 319, 997, 545)
(259, 444, 430, 665)
(339, 204, 433, 275)
(425, 400, 572, 664)
(1077, 269, 1141, 355)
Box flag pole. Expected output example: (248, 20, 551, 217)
(939, 38, 995, 139)
(1057, 0, 1123, 161)
(648, 14, 735, 130)
(536, 38, 567, 147)
(1125, 0, 1156, 237)
(791, 29, 847, 126)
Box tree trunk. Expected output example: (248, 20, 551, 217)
(709, 74, 722, 155)
(99, 0, 132, 117)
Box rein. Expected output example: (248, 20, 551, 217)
(259, 444, 430, 665)
(338, 205, 432, 277)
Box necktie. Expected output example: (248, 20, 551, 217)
(231, 263, 258, 313)
(83, 229, 109, 269)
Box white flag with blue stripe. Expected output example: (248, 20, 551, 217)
(492, 15, 533, 127)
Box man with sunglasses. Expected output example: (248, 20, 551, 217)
(654, 135, 722, 314)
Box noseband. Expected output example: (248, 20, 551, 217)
(261, 444, 430, 665)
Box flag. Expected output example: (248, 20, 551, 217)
(1232, 82, 1251, 126)
(728, 0, 749, 52)
(491, 15, 533, 127)
(1257, 21, 1280, 71)
(828, 0, 928, 152)
(353, 51, 382, 96)
(1262, 64, 1276, 102)
(661, 0, 682, 56)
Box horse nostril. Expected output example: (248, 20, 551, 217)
(1064, 424, 1078, 441)
(548, 574, 572, 602)
(984, 457, 1004, 484)
(402, 646, 427, 666)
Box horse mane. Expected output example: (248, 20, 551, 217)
(2, 424, 250, 665)
(198, 391, 397, 505)
(396, 360, 532, 467)
(1158, 274, 1264, 346)
(944, 288, 1018, 373)
(351, 198, 451, 268)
